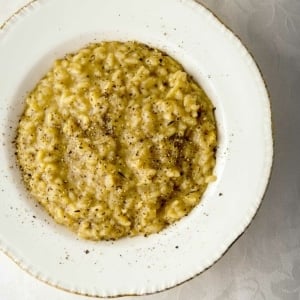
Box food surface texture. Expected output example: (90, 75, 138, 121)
(16, 41, 217, 240)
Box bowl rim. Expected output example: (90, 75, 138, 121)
(0, 0, 274, 297)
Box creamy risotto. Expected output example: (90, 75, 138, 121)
(16, 41, 217, 241)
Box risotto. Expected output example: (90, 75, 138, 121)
(16, 41, 217, 241)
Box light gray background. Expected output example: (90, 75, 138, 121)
(1, 0, 299, 299)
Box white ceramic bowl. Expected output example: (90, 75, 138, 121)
(0, 0, 273, 297)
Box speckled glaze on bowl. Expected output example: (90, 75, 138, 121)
(0, 0, 273, 297)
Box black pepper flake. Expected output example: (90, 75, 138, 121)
(118, 171, 125, 178)
(84, 250, 90, 254)
(32, 215, 36, 219)
(175, 246, 179, 249)
(219, 193, 223, 196)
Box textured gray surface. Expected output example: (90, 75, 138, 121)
(0, 0, 299, 299)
